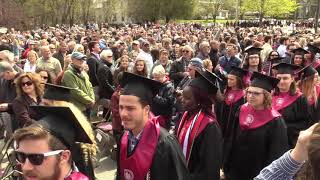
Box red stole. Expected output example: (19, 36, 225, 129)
(239, 103, 281, 130)
(272, 91, 302, 111)
(65, 172, 89, 180)
(225, 89, 245, 105)
(120, 118, 160, 180)
(177, 110, 215, 164)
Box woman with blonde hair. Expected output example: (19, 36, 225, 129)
(297, 65, 320, 124)
(12, 73, 44, 128)
(24, 50, 39, 72)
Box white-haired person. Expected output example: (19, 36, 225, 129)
(97, 49, 115, 100)
(152, 65, 175, 129)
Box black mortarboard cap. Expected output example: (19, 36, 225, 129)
(190, 70, 218, 95)
(292, 47, 309, 55)
(271, 57, 285, 64)
(250, 72, 280, 92)
(43, 83, 73, 101)
(272, 63, 300, 74)
(229, 66, 249, 78)
(30, 106, 93, 148)
(307, 44, 320, 54)
(296, 64, 317, 80)
(245, 46, 263, 55)
(120, 72, 163, 104)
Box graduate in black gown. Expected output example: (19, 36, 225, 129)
(272, 63, 311, 148)
(216, 66, 247, 138)
(116, 72, 189, 180)
(224, 72, 289, 180)
(297, 65, 320, 124)
(177, 70, 222, 180)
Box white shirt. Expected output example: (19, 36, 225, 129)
(23, 60, 36, 72)
(277, 44, 287, 58)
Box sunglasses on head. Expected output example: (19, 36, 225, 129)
(15, 150, 64, 166)
(21, 81, 33, 87)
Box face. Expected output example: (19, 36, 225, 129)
(159, 52, 169, 64)
(41, 47, 51, 59)
(142, 44, 150, 52)
(248, 55, 260, 66)
(119, 95, 149, 131)
(21, 77, 35, 95)
(60, 44, 68, 53)
(28, 53, 37, 63)
(120, 57, 129, 68)
(227, 74, 238, 88)
(135, 60, 145, 72)
(38, 71, 49, 83)
(293, 55, 303, 66)
(187, 64, 196, 78)
(182, 48, 192, 60)
(105, 54, 113, 63)
(17, 139, 64, 180)
(226, 45, 236, 56)
(276, 74, 294, 92)
(92, 43, 101, 53)
(246, 86, 265, 108)
(201, 44, 210, 54)
(72, 59, 85, 70)
(181, 86, 198, 112)
(77, 47, 85, 54)
(153, 74, 165, 83)
(313, 73, 319, 85)
(269, 52, 279, 60)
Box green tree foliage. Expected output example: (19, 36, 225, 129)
(241, 0, 299, 19)
(128, 0, 194, 23)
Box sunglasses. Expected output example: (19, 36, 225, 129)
(15, 150, 64, 166)
(41, 76, 48, 80)
(21, 81, 33, 87)
(182, 50, 190, 53)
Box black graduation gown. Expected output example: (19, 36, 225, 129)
(116, 128, 189, 180)
(277, 95, 311, 148)
(187, 122, 222, 180)
(216, 97, 246, 138)
(224, 112, 289, 180)
(309, 99, 320, 124)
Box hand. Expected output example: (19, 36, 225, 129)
(183, 72, 189, 77)
(0, 103, 8, 112)
(291, 123, 319, 163)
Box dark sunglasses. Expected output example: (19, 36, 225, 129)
(21, 81, 33, 87)
(182, 50, 190, 53)
(15, 150, 63, 166)
(41, 76, 48, 80)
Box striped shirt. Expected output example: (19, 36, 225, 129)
(254, 150, 304, 180)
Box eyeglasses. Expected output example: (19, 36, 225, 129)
(21, 81, 33, 87)
(246, 90, 263, 97)
(15, 150, 64, 166)
(107, 56, 113, 58)
(182, 50, 190, 53)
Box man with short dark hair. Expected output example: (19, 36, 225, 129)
(13, 106, 93, 180)
(86, 41, 101, 88)
(116, 72, 189, 180)
(53, 41, 68, 68)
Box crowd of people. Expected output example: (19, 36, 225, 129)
(0, 22, 320, 180)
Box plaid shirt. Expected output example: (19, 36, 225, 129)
(254, 151, 304, 180)
(128, 130, 143, 154)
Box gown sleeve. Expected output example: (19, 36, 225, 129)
(190, 123, 223, 180)
(266, 117, 289, 165)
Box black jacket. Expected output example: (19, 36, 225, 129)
(97, 61, 114, 99)
(169, 57, 188, 88)
(86, 53, 100, 87)
(152, 80, 175, 117)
